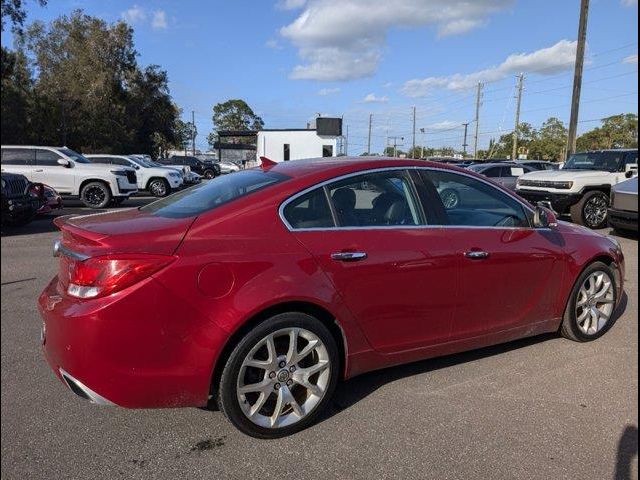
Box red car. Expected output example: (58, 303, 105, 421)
(30, 183, 63, 214)
(39, 157, 625, 438)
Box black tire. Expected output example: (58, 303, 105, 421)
(203, 169, 215, 180)
(217, 312, 339, 439)
(570, 191, 609, 229)
(80, 181, 111, 209)
(147, 178, 170, 197)
(560, 261, 618, 342)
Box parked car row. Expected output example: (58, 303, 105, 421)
(1, 172, 63, 226)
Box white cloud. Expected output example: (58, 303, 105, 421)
(151, 10, 168, 30)
(280, 0, 511, 81)
(622, 0, 637, 6)
(382, 82, 393, 88)
(425, 120, 462, 130)
(362, 93, 389, 103)
(623, 54, 638, 64)
(402, 39, 578, 97)
(278, 0, 308, 9)
(318, 87, 341, 95)
(122, 5, 146, 24)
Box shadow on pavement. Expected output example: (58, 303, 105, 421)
(615, 424, 638, 480)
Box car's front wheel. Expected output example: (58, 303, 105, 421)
(560, 261, 618, 342)
(203, 169, 216, 179)
(148, 178, 170, 197)
(80, 181, 111, 209)
(217, 313, 339, 438)
(571, 191, 609, 229)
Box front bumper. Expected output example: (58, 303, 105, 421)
(516, 189, 582, 214)
(608, 207, 638, 232)
(38, 275, 228, 409)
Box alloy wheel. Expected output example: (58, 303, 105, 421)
(150, 180, 167, 197)
(575, 271, 615, 335)
(583, 195, 608, 228)
(236, 327, 331, 429)
(84, 185, 106, 206)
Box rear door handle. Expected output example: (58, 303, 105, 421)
(464, 251, 490, 259)
(331, 252, 368, 262)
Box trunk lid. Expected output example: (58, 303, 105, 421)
(54, 208, 196, 258)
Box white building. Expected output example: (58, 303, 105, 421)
(256, 122, 341, 163)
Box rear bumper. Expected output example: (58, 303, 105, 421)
(516, 189, 582, 214)
(608, 208, 638, 232)
(38, 275, 228, 408)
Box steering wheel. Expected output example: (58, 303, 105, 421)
(494, 215, 519, 227)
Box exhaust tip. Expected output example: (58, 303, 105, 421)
(59, 368, 116, 406)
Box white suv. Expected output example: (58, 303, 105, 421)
(86, 154, 183, 197)
(516, 149, 638, 229)
(0, 145, 138, 209)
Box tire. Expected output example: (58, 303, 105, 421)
(439, 188, 460, 209)
(203, 169, 215, 180)
(147, 178, 170, 197)
(560, 261, 618, 342)
(80, 181, 111, 209)
(217, 312, 339, 439)
(570, 191, 609, 229)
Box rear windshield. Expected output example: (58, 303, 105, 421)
(141, 169, 289, 218)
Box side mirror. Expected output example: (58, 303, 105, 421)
(57, 158, 71, 167)
(625, 164, 637, 178)
(533, 204, 558, 229)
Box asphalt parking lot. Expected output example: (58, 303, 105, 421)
(1, 203, 637, 480)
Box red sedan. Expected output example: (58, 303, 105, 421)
(39, 157, 625, 438)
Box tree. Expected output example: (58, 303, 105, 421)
(529, 117, 567, 161)
(576, 114, 638, 151)
(207, 99, 264, 148)
(1, 0, 47, 33)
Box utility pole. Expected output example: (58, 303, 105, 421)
(512, 73, 525, 160)
(420, 128, 426, 159)
(462, 122, 469, 156)
(567, 0, 589, 157)
(367, 114, 372, 155)
(387, 136, 404, 157)
(345, 125, 349, 156)
(191, 110, 196, 156)
(473, 82, 483, 158)
(411, 106, 416, 158)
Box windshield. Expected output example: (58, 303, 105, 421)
(564, 152, 623, 172)
(467, 164, 487, 172)
(141, 169, 289, 218)
(128, 156, 154, 168)
(60, 148, 91, 164)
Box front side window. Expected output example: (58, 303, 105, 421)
(421, 170, 530, 228)
(1, 148, 35, 165)
(111, 157, 132, 167)
(326, 170, 424, 227)
(142, 170, 289, 218)
(483, 167, 502, 178)
(35, 149, 63, 166)
(282, 188, 334, 229)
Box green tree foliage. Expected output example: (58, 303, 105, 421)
(207, 99, 264, 147)
(1, 0, 47, 33)
(576, 114, 638, 151)
(1, 10, 181, 156)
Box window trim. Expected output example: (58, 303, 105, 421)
(278, 166, 536, 232)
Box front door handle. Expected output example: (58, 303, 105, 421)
(34, 169, 44, 172)
(331, 252, 368, 262)
(464, 251, 490, 259)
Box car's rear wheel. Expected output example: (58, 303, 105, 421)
(217, 313, 339, 438)
(80, 181, 111, 209)
(571, 191, 609, 229)
(203, 169, 215, 179)
(560, 261, 618, 342)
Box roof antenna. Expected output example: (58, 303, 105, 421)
(259, 156, 277, 169)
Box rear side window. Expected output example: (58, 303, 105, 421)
(88, 156, 113, 164)
(141, 170, 289, 218)
(283, 188, 334, 229)
(1, 148, 35, 165)
(35, 149, 63, 166)
(484, 167, 502, 178)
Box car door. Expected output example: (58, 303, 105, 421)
(282, 168, 458, 354)
(419, 168, 566, 339)
(32, 148, 74, 193)
(1, 148, 36, 178)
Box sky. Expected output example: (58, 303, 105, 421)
(5, 0, 639, 154)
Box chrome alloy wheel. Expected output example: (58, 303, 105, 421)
(236, 328, 331, 429)
(149, 180, 167, 197)
(583, 195, 608, 228)
(83, 185, 106, 206)
(575, 271, 615, 335)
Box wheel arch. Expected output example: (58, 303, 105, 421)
(208, 300, 347, 402)
(78, 178, 112, 197)
(145, 176, 169, 190)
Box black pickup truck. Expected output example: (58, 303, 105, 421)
(1, 172, 42, 226)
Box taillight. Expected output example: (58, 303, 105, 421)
(63, 254, 176, 299)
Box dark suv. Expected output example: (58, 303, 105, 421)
(158, 156, 221, 179)
(1, 172, 42, 226)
